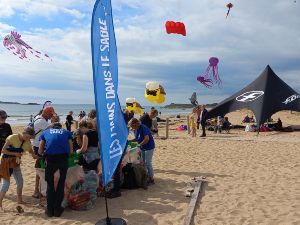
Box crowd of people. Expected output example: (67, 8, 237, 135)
(0, 106, 159, 217)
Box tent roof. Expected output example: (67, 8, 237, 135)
(206, 65, 300, 125)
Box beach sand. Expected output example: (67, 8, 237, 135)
(1, 110, 299, 225)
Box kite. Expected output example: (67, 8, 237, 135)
(189, 92, 198, 106)
(225, 3, 234, 19)
(165, 21, 186, 36)
(3, 31, 52, 61)
(125, 98, 143, 115)
(145, 81, 166, 104)
(197, 57, 221, 88)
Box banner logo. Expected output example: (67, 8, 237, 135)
(236, 91, 264, 102)
(282, 94, 300, 104)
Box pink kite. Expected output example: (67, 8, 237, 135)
(197, 57, 221, 88)
(3, 31, 52, 61)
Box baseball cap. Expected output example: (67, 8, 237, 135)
(43, 106, 55, 115)
(0, 110, 8, 118)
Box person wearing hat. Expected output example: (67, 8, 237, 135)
(0, 110, 12, 155)
(38, 121, 73, 217)
(31, 106, 55, 198)
(0, 126, 35, 212)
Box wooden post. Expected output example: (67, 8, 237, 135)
(166, 118, 169, 139)
(183, 178, 205, 225)
(187, 116, 190, 134)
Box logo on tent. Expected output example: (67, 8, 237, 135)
(236, 91, 264, 102)
(282, 94, 300, 104)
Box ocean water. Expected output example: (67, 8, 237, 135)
(0, 103, 192, 125)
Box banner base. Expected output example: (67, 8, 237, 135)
(96, 218, 127, 225)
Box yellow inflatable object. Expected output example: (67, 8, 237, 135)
(125, 98, 143, 115)
(144, 81, 166, 104)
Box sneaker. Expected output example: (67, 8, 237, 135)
(106, 191, 121, 199)
(45, 209, 54, 217)
(54, 207, 64, 217)
(148, 178, 155, 185)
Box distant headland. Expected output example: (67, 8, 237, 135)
(163, 103, 218, 109)
(0, 101, 40, 105)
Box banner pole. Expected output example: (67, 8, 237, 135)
(104, 191, 111, 225)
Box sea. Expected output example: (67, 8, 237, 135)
(0, 103, 192, 125)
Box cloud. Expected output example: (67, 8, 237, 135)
(0, 22, 15, 36)
(0, 0, 90, 19)
(0, 0, 299, 105)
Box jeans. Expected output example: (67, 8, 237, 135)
(45, 154, 68, 213)
(141, 149, 154, 178)
(0, 166, 23, 192)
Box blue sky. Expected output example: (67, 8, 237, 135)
(0, 0, 299, 105)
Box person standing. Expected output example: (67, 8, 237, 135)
(31, 106, 55, 198)
(38, 122, 73, 217)
(200, 105, 208, 137)
(0, 127, 35, 212)
(65, 111, 74, 131)
(189, 108, 198, 137)
(129, 118, 155, 184)
(140, 109, 158, 134)
(77, 120, 100, 172)
(0, 110, 12, 155)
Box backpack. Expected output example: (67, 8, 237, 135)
(27, 116, 43, 136)
(132, 164, 148, 189)
(122, 163, 138, 189)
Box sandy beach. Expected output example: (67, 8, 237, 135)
(0, 110, 299, 225)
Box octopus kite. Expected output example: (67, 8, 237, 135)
(145, 81, 166, 104)
(197, 57, 221, 88)
(165, 21, 186, 36)
(125, 98, 143, 115)
(3, 31, 51, 61)
(225, 3, 234, 19)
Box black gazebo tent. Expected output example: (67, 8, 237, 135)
(206, 65, 300, 126)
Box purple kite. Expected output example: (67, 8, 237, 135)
(197, 57, 221, 88)
(3, 31, 52, 61)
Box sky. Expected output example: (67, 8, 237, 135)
(0, 0, 299, 105)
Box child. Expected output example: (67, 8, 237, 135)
(0, 127, 35, 212)
(190, 108, 198, 137)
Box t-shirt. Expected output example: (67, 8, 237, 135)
(6, 134, 32, 153)
(86, 130, 98, 147)
(39, 128, 72, 155)
(32, 115, 49, 147)
(0, 123, 12, 151)
(140, 113, 152, 129)
(134, 124, 155, 151)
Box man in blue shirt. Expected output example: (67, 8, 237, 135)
(129, 118, 155, 184)
(38, 122, 73, 217)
